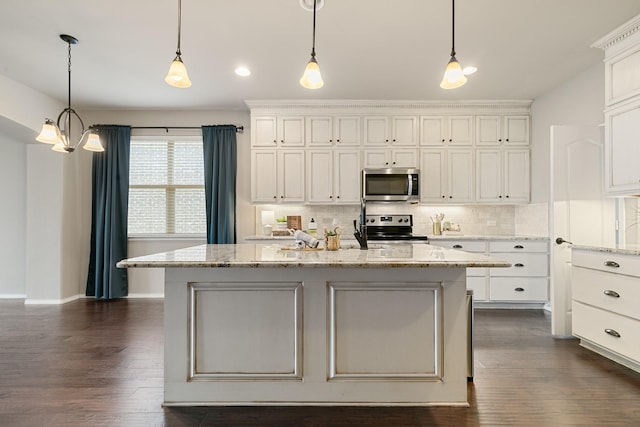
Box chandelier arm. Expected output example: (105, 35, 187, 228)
(176, 0, 182, 56)
(451, 0, 456, 57)
(311, 0, 317, 55)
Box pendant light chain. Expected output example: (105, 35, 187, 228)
(311, 0, 317, 58)
(176, 0, 182, 56)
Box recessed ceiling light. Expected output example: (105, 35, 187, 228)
(300, 0, 324, 11)
(235, 66, 251, 77)
(463, 66, 477, 75)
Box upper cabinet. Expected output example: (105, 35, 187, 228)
(252, 116, 305, 147)
(419, 116, 474, 146)
(364, 116, 418, 146)
(306, 116, 361, 147)
(593, 14, 640, 195)
(246, 100, 532, 204)
(476, 115, 529, 146)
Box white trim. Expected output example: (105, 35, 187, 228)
(25, 293, 83, 305)
(0, 294, 27, 299)
(126, 293, 165, 299)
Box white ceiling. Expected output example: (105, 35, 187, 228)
(2, 0, 640, 111)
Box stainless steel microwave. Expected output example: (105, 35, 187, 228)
(362, 168, 420, 202)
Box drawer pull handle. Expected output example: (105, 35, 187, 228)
(514, 287, 525, 292)
(604, 328, 621, 338)
(514, 263, 524, 267)
(604, 261, 620, 268)
(514, 245, 524, 249)
(453, 244, 463, 249)
(603, 290, 620, 298)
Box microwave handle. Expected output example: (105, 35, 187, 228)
(407, 175, 413, 196)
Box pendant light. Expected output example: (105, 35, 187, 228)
(440, 0, 467, 90)
(299, 0, 324, 89)
(165, 0, 192, 88)
(35, 34, 104, 153)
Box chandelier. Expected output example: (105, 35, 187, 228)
(36, 34, 104, 153)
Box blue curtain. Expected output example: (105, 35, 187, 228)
(202, 125, 237, 243)
(86, 125, 131, 299)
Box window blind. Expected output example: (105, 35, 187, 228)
(128, 139, 206, 235)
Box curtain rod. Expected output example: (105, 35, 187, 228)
(130, 125, 244, 134)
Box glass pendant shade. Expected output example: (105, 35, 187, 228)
(83, 132, 105, 152)
(299, 57, 324, 89)
(36, 119, 62, 145)
(52, 138, 69, 153)
(440, 55, 467, 89)
(165, 57, 192, 88)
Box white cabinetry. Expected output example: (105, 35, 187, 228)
(488, 241, 548, 302)
(364, 116, 418, 146)
(431, 240, 488, 300)
(306, 116, 361, 147)
(420, 149, 474, 203)
(252, 116, 305, 147)
(571, 249, 640, 373)
(363, 148, 418, 168)
(604, 99, 640, 195)
(419, 116, 474, 146)
(594, 14, 640, 196)
(306, 149, 361, 204)
(476, 149, 530, 203)
(251, 150, 305, 203)
(476, 115, 529, 146)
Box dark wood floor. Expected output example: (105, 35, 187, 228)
(1, 299, 639, 426)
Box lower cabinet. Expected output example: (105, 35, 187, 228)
(431, 238, 549, 306)
(571, 249, 640, 373)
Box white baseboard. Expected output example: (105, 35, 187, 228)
(126, 293, 164, 299)
(24, 293, 83, 305)
(0, 294, 27, 299)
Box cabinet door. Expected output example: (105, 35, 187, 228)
(448, 149, 474, 202)
(607, 102, 640, 194)
(503, 149, 530, 202)
(363, 149, 389, 168)
(503, 116, 529, 145)
(420, 150, 446, 202)
(251, 150, 278, 202)
(448, 116, 474, 146)
(476, 116, 501, 146)
(363, 116, 389, 145)
(335, 116, 361, 146)
(476, 149, 502, 202)
(306, 116, 333, 146)
(391, 116, 418, 146)
(334, 150, 361, 203)
(279, 150, 305, 202)
(278, 117, 305, 146)
(306, 150, 333, 203)
(391, 149, 418, 167)
(420, 116, 446, 146)
(252, 117, 278, 147)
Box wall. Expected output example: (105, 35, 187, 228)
(0, 129, 27, 297)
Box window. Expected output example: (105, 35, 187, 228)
(128, 138, 206, 235)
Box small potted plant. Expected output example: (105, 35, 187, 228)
(324, 226, 342, 251)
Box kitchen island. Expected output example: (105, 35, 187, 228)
(117, 243, 509, 406)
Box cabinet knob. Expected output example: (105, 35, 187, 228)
(604, 261, 620, 268)
(392, 139, 396, 142)
(329, 195, 333, 199)
(449, 139, 453, 142)
(336, 139, 340, 142)
(441, 139, 445, 142)
(506, 138, 510, 142)
(449, 196, 453, 199)
(604, 328, 621, 338)
(385, 139, 389, 143)
(280, 196, 284, 199)
(453, 244, 463, 249)
(514, 245, 524, 249)
(603, 290, 620, 298)
(499, 195, 502, 198)
(280, 140, 284, 143)
(498, 139, 502, 142)
(336, 195, 340, 199)
(514, 287, 525, 292)
(514, 263, 525, 267)
(442, 195, 446, 198)
(329, 139, 333, 143)
(506, 195, 510, 198)
(273, 196, 277, 199)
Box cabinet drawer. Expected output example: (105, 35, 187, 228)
(573, 301, 640, 363)
(490, 277, 548, 301)
(572, 250, 640, 277)
(467, 276, 487, 301)
(572, 266, 640, 321)
(433, 240, 486, 252)
(489, 253, 548, 277)
(489, 240, 548, 253)
(467, 267, 487, 277)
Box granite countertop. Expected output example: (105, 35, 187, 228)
(244, 234, 548, 241)
(571, 244, 640, 256)
(116, 243, 511, 269)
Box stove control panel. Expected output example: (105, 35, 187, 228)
(365, 215, 413, 226)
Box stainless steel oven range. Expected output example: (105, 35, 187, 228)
(364, 214, 429, 243)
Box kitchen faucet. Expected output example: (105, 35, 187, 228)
(353, 198, 368, 250)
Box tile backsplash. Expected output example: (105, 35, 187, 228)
(253, 203, 549, 237)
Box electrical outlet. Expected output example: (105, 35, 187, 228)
(487, 220, 497, 226)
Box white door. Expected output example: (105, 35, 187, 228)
(549, 125, 616, 336)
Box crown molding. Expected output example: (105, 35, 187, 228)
(591, 13, 640, 51)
